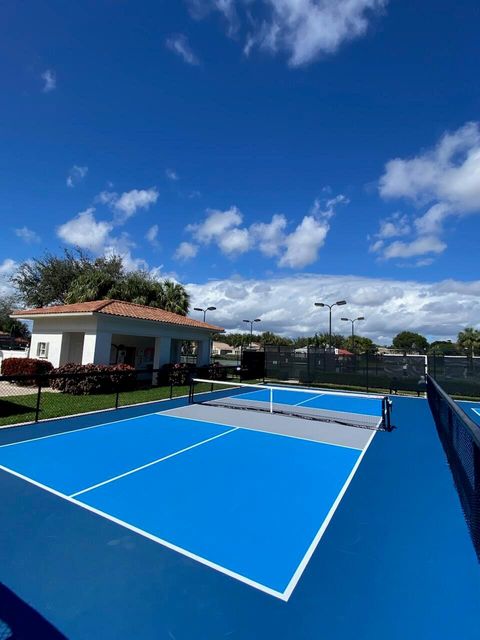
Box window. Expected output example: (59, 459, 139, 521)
(36, 342, 49, 358)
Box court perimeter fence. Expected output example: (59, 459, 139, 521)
(0, 364, 246, 428)
(263, 346, 480, 397)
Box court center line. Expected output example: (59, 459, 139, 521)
(70, 426, 238, 498)
(472, 408, 480, 417)
(293, 394, 325, 406)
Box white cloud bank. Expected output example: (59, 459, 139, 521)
(178, 195, 348, 268)
(187, 273, 480, 342)
(371, 122, 480, 263)
(188, 0, 386, 66)
(14, 227, 40, 244)
(0, 258, 17, 296)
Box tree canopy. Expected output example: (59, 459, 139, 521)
(392, 331, 429, 352)
(12, 249, 190, 316)
(0, 296, 30, 339)
(457, 327, 480, 357)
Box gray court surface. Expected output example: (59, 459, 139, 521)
(164, 403, 373, 449)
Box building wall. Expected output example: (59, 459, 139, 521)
(29, 314, 214, 368)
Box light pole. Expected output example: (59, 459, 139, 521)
(341, 316, 365, 352)
(194, 306, 216, 322)
(243, 318, 261, 348)
(314, 300, 347, 352)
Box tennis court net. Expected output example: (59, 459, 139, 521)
(189, 378, 392, 431)
(426, 375, 480, 561)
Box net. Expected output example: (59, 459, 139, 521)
(189, 378, 392, 431)
(426, 375, 480, 561)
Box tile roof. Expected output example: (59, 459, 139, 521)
(12, 299, 223, 331)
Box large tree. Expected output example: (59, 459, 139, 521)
(344, 335, 376, 353)
(12, 248, 91, 307)
(457, 327, 480, 357)
(429, 340, 460, 355)
(392, 331, 429, 353)
(12, 249, 190, 316)
(0, 296, 30, 339)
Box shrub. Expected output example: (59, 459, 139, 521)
(50, 363, 135, 395)
(1, 357, 53, 385)
(166, 363, 196, 386)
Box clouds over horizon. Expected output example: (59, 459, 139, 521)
(371, 122, 480, 264)
(177, 195, 348, 268)
(187, 273, 480, 342)
(188, 0, 387, 66)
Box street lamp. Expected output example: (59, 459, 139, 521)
(194, 306, 216, 322)
(314, 300, 347, 352)
(341, 316, 365, 352)
(243, 318, 261, 347)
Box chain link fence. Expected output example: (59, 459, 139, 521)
(0, 364, 242, 428)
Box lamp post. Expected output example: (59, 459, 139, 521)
(314, 300, 347, 352)
(243, 318, 261, 348)
(194, 306, 216, 322)
(341, 316, 365, 352)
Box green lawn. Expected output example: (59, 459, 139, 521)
(0, 382, 222, 428)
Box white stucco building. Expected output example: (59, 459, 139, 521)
(11, 299, 223, 370)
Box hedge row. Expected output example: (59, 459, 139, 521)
(1, 357, 53, 384)
(50, 363, 135, 395)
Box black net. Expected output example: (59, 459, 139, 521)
(190, 378, 392, 431)
(426, 375, 480, 561)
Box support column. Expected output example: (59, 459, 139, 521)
(82, 332, 112, 365)
(197, 338, 212, 367)
(152, 337, 172, 384)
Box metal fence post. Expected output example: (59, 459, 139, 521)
(365, 350, 369, 392)
(35, 379, 42, 422)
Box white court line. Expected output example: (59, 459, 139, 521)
(282, 428, 377, 600)
(294, 394, 325, 406)
(0, 464, 286, 601)
(159, 411, 363, 451)
(472, 408, 480, 417)
(70, 427, 238, 498)
(0, 412, 166, 449)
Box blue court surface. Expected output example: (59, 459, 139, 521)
(458, 399, 480, 426)
(1, 388, 480, 639)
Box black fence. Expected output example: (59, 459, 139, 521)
(427, 374, 480, 561)
(264, 345, 428, 393)
(0, 364, 245, 428)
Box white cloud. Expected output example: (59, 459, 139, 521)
(183, 196, 347, 266)
(41, 69, 56, 92)
(165, 168, 179, 181)
(112, 188, 159, 222)
(374, 122, 480, 262)
(14, 227, 40, 244)
(66, 165, 88, 188)
(250, 214, 287, 257)
(279, 215, 330, 268)
(146, 224, 159, 245)
(187, 0, 387, 66)
(186, 273, 480, 342)
(175, 241, 199, 261)
(382, 236, 447, 260)
(166, 34, 200, 65)
(56, 208, 113, 253)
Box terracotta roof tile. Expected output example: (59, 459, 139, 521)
(12, 299, 223, 332)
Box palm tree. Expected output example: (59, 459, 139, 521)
(160, 280, 190, 316)
(457, 327, 480, 357)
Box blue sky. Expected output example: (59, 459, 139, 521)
(1, 0, 479, 342)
